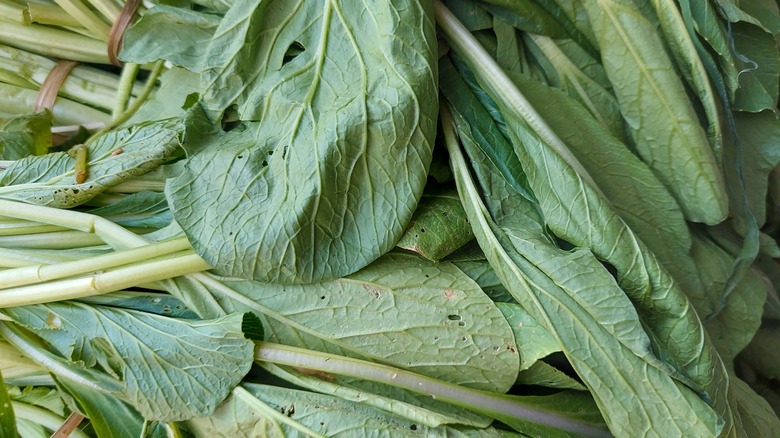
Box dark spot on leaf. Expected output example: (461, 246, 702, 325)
(262, 160, 268, 167)
(237, 155, 243, 159)
(442, 212, 448, 217)
(420, 227, 425, 233)
(410, 424, 418, 431)
(458, 321, 465, 327)
(447, 314, 461, 321)
(320, 296, 326, 300)
(282, 145, 288, 159)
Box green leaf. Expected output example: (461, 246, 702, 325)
(396, 188, 473, 261)
(739, 326, 780, 381)
(649, 0, 724, 160)
(56, 377, 146, 438)
(441, 0, 493, 31)
(195, 252, 519, 393)
(452, 258, 515, 302)
(525, 34, 624, 140)
(443, 106, 721, 436)
(732, 22, 780, 112)
(187, 384, 514, 438)
(496, 302, 559, 371)
(0, 369, 19, 438)
(734, 111, 780, 227)
(0, 110, 51, 160)
(479, 0, 568, 38)
(0, 119, 181, 208)
(689, 230, 766, 363)
(126, 68, 202, 126)
(87, 191, 172, 229)
(729, 375, 780, 436)
(583, 0, 728, 224)
(121, 5, 221, 71)
(4, 304, 255, 421)
(516, 360, 587, 391)
(5, 387, 66, 417)
(172, 0, 438, 283)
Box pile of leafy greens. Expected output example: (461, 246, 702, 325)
(1, 0, 780, 436)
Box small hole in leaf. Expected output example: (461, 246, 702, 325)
(410, 424, 418, 431)
(320, 296, 326, 300)
(458, 321, 466, 327)
(420, 227, 426, 233)
(447, 314, 461, 321)
(282, 41, 306, 65)
(262, 160, 268, 167)
(237, 155, 243, 159)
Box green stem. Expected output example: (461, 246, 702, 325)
(104, 60, 164, 130)
(0, 17, 109, 64)
(0, 199, 148, 250)
(433, 1, 603, 196)
(84, 0, 122, 23)
(0, 230, 107, 249)
(0, 82, 111, 126)
(24, 2, 84, 27)
(52, 0, 111, 39)
(0, 237, 192, 289)
(0, 251, 209, 307)
(255, 342, 611, 437)
(112, 62, 140, 119)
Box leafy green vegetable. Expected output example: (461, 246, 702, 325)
(582, 0, 728, 224)
(0, 369, 18, 438)
(0, 120, 181, 207)
(168, 0, 439, 284)
(2, 305, 255, 421)
(0, 110, 51, 160)
(396, 188, 473, 261)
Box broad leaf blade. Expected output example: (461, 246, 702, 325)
(4, 304, 255, 421)
(443, 106, 721, 436)
(583, 0, 728, 224)
(0, 369, 18, 438)
(171, 0, 438, 283)
(196, 253, 519, 393)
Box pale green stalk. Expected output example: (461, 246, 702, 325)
(24, 2, 84, 27)
(105, 60, 165, 130)
(0, 18, 108, 63)
(0, 82, 111, 125)
(0, 247, 84, 267)
(0, 251, 209, 307)
(0, 230, 106, 249)
(0, 199, 147, 250)
(0, 237, 192, 288)
(12, 401, 91, 438)
(433, 1, 602, 196)
(52, 0, 111, 39)
(0, 218, 66, 236)
(105, 177, 166, 193)
(84, 0, 121, 23)
(255, 342, 611, 437)
(112, 62, 140, 119)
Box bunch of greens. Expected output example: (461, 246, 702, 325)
(1, 0, 780, 436)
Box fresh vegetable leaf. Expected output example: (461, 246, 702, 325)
(56, 377, 147, 438)
(0, 110, 51, 160)
(5, 386, 66, 417)
(171, 0, 438, 284)
(452, 257, 515, 302)
(496, 302, 559, 371)
(194, 253, 519, 393)
(734, 111, 780, 227)
(87, 191, 172, 229)
(121, 5, 221, 71)
(0, 119, 182, 207)
(732, 21, 780, 112)
(441, 99, 720, 436)
(479, 0, 568, 38)
(0, 369, 19, 438)
(582, 0, 728, 224)
(3, 305, 255, 421)
(396, 188, 473, 261)
(516, 360, 587, 391)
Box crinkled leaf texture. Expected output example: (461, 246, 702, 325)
(168, 0, 439, 283)
(186, 384, 514, 437)
(191, 252, 519, 393)
(443, 109, 720, 436)
(0, 119, 181, 207)
(4, 303, 255, 422)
